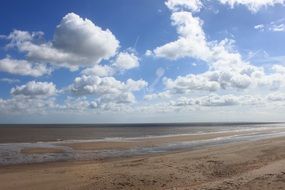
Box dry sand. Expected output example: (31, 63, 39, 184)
(0, 137, 285, 190)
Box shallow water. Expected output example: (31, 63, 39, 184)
(0, 123, 285, 165)
(0, 123, 282, 143)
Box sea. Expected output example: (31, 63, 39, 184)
(0, 122, 285, 165)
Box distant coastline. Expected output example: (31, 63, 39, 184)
(0, 121, 283, 127)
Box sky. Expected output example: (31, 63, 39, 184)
(0, 0, 285, 123)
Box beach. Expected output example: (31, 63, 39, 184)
(1, 0, 285, 189)
(0, 129, 285, 189)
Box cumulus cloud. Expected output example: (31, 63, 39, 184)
(11, 81, 57, 97)
(165, 71, 253, 94)
(60, 96, 131, 113)
(1, 13, 143, 79)
(148, 1, 285, 95)
(67, 74, 147, 109)
(144, 91, 171, 101)
(69, 75, 147, 96)
(60, 96, 91, 112)
(218, 0, 285, 13)
(0, 81, 57, 115)
(112, 52, 139, 71)
(0, 57, 51, 77)
(165, 0, 203, 12)
(272, 65, 285, 74)
(0, 96, 56, 115)
(80, 51, 139, 77)
(53, 13, 119, 64)
(151, 11, 211, 61)
(4, 13, 120, 70)
(1, 1, 285, 118)
(161, 60, 267, 94)
(162, 59, 285, 94)
(134, 0, 285, 117)
(163, 74, 220, 93)
(81, 65, 114, 77)
(1, 12, 146, 113)
(5, 30, 41, 48)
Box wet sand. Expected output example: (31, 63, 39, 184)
(0, 137, 284, 190)
(64, 131, 242, 151)
(20, 147, 65, 155)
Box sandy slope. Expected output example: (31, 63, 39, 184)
(0, 137, 284, 190)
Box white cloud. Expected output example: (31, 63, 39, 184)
(145, 93, 264, 110)
(152, 11, 211, 61)
(272, 65, 285, 74)
(0, 80, 57, 114)
(165, 0, 203, 12)
(254, 19, 285, 32)
(0, 57, 51, 77)
(69, 75, 147, 96)
(149, 2, 285, 95)
(5, 30, 41, 48)
(126, 78, 148, 91)
(269, 23, 285, 32)
(5, 13, 120, 70)
(267, 93, 285, 101)
(162, 62, 285, 95)
(144, 91, 171, 101)
(11, 81, 57, 97)
(254, 24, 265, 31)
(112, 52, 139, 71)
(81, 51, 139, 77)
(0, 78, 20, 84)
(0, 96, 56, 115)
(60, 96, 91, 112)
(218, 0, 285, 13)
(163, 74, 220, 93)
(166, 0, 285, 14)
(145, 50, 153, 57)
(196, 94, 240, 106)
(198, 94, 249, 106)
(3, 10, 147, 113)
(68, 75, 147, 109)
(1, 1, 285, 120)
(81, 65, 114, 77)
(53, 13, 119, 64)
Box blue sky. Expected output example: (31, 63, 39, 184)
(0, 0, 285, 123)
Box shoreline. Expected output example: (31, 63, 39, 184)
(2, 136, 284, 167)
(0, 123, 284, 144)
(0, 137, 284, 189)
(1, 126, 285, 166)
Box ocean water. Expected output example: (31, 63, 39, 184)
(0, 123, 285, 165)
(0, 123, 282, 143)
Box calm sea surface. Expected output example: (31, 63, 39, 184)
(0, 123, 283, 143)
(0, 123, 285, 165)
